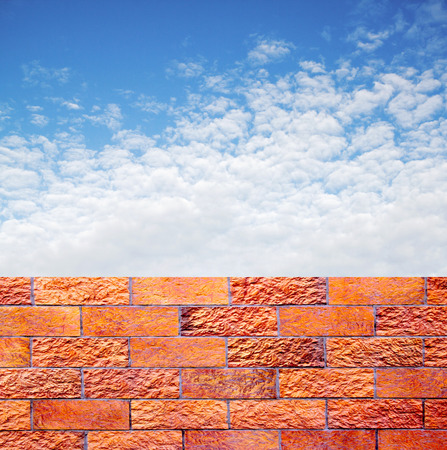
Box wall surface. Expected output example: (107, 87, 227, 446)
(0, 277, 446, 449)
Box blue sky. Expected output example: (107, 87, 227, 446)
(0, 0, 446, 274)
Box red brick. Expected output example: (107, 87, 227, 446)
(425, 400, 447, 428)
(230, 400, 325, 429)
(0, 278, 31, 305)
(280, 306, 374, 336)
(282, 430, 376, 450)
(379, 430, 447, 449)
(0, 307, 80, 336)
(83, 306, 178, 336)
(182, 369, 276, 398)
(185, 430, 279, 449)
(328, 399, 423, 428)
(133, 277, 228, 305)
(88, 431, 182, 449)
(0, 432, 83, 449)
(427, 277, 447, 304)
(132, 400, 227, 429)
(425, 338, 447, 366)
(0, 401, 30, 430)
(231, 277, 326, 305)
(131, 337, 225, 367)
(34, 277, 129, 305)
(0, 338, 29, 367)
(34, 400, 129, 430)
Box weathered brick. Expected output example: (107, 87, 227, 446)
(185, 430, 279, 449)
(83, 306, 178, 336)
(0, 369, 80, 398)
(231, 277, 326, 305)
(0, 432, 84, 449)
(0, 278, 31, 305)
(228, 338, 324, 367)
(88, 431, 182, 450)
(84, 369, 179, 398)
(427, 277, 447, 305)
(329, 277, 424, 305)
(281, 430, 376, 450)
(280, 368, 374, 397)
(133, 277, 228, 305)
(32, 338, 128, 367)
(131, 337, 225, 367)
(0, 401, 30, 430)
(327, 338, 423, 367)
(34, 400, 129, 430)
(182, 369, 276, 399)
(0, 338, 29, 367)
(377, 368, 447, 398)
(379, 430, 447, 449)
(425, 400, 447, 428)
(280, 306, 374, 336)
(377, 307, 447, 335)
(425, 339, 447, 367)
(230, 400, 325, 429)
(328, 399, 423, 428)
(34, 277, 129, 305)
(132, 400, 227, 429)
(181, 307, 277, 336)
(0, 307, 80, 336)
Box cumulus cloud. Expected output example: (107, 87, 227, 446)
(167, 60, 204, 78)
(22, 61, 70, 87)
(247, 38, 294, 65)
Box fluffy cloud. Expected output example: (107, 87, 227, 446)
(247, 38, 294, 65)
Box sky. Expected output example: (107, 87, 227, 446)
(0, 0, 446, 275)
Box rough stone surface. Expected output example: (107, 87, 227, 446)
(133, 277, 228, 305)
(230, 277, 326, 305)
(327, 338, 423, 367)
(427, 277, 447, 305)
(379, 430, 447, 449)
(281, 430, 376, 450)
(131, 337, 225, 367)
(0, 432, 84, 450)
(181, 307, 277, 336)
(230, 400, 325, 429)
(0, 369, 81, 398)
(279, 306, 374, 336)
(377, 307, 447, 335)
(0, 307, 80, 336)
(32, 338, 128, 367)
(425, 400, 447, 428)
(182, 369, 276, 398)
(0, 401, 30, 430)
(88, 431, 183, 449)
(0, 278, 31, 305)
(34, 277, 129, 305)
(0, 338, 30, 367)
(425, 338, 447, 367)
(34, 400, 129, 430)
(280, 368, 374, 397)
(83, 306, 178, 336)
(132, 400, 227, 429)
(228, 338, 324, 367)
(185, 430, 279, 449)
(328, 399, 423, 428)
(84, 369, 179, 398)
(329, 277, 424, 305)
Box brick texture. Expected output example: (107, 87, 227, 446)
(0, 278, 31, 305)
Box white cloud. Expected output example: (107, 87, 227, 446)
(22, 61, 70, 87)
(167, 60, 204, 78)
(247, 38, 294, 65)
(30, 114, 49, 127)
(84, 104, 122, 131)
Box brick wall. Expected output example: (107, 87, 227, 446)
(0, 277, 446, 449)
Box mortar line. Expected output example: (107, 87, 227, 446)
(29, 337, 33, 367)
(182, 430, 186, 450)
(373, 305, 377, 336)
(422, 339, 426, 366)
(325, 398, 328, 430)
(374, 368, 377, 399)
(323, 337, 327, 368)
(81, 368, 85, 398)
(178, 306, 182, 336)
(129, 277, 133, 305)
(84, 433, 88, 450)
(375, 429, 378, 450)
(325, 277, 329, 304)
(129, 399, 132, 430)
(276, 306, 281, 337)
(179, 368, 183, 399)
(226, 399, 231, 429)
(279, 429, 282, 449)
(80, 306, 84, 336)
(225, 337, 229, 368)
(30, 399, 34, 431)
(228, 277, 232, 305)
(30, 277, 35, 306)
(128, 337, 132, 367)
(276, 368, 280, 398)
(424, 277, 427, 304)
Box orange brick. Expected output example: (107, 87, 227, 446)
(425, 400, 447, 428)
(231, 277, 326, 305)
(0, 401, 30, 430)
(182, 369, 276, 398)
(379, 430, 447, 449)
(133, 277, 228, 305)
(0, 278, 31, 305)
(131, 337, 225, 367)
(0, 338, 29, 367)
(83, 306, 178, 336)
(377, 368, 447, 398)
(328, 399, 423, 428)
(185, 430, 279, 449)
(425, 338, 447, 366)
(427, 277, 447, 304)
(0, 431, 84, 449)
(329, 277, 424, 305)
(34, 277, 129, 305)
(88, 431, 182, 450)
(0, 307, 80, 336)
(0, 369, 81, 398)
(282, 430, 376, 450)
(280, 368, 374, 397)
(280, 306, 374, 336)
(230, 400, 325, 429)
(132, 400, 227, 429)
(34, 400, 129, 430)
(32, 338, 128, 367)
